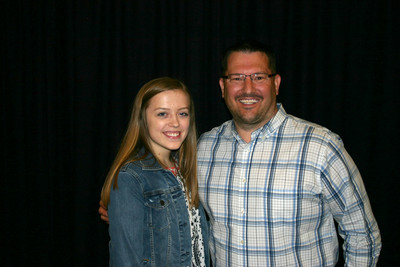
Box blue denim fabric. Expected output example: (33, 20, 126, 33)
(108, 155, 210, 267)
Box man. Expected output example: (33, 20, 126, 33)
(100, 40, 381, 266)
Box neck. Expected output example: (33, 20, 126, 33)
(235, 127, 253, 143)
(160, 158, 174, 168)
(234, 119, 272, 143)
(153, 153, 174, 168)
(234, 107, 278, 143)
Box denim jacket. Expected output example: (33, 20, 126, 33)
(108, 154, 210, 267)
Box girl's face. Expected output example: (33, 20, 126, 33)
(145, 89, 190, 159)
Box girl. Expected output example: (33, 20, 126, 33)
(101, 77, 209, 266)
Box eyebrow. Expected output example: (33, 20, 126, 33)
(152, 107, 190, 111)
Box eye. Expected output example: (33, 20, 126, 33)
(229, 75, 243, 81)
(254, 74, 267, 81)
(179, 112, 189, 117)
(157, 112, 167, 117)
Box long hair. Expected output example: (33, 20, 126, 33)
(101, 77, 199, 208)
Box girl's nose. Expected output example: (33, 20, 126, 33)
(169, 115, 179, 127)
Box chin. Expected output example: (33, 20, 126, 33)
(168, 144, 183, 151)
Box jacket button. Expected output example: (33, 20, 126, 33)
(160, 200, 165, 206)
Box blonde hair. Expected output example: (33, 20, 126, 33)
(101, 77, 199, 208)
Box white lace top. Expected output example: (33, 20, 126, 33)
(166, 165, 206, 267)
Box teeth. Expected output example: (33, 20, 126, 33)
(166, 132, 179, 137)
(240, 99, 259, 104)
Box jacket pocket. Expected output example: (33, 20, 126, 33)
(145, 193, 171, 231)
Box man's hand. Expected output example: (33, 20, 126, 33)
(98, 200, 109, 224)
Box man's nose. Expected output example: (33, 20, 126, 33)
(243, 76, 254, 92)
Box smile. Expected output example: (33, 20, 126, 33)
(164, 132, 180, 137)
(239, 99, 259, 104)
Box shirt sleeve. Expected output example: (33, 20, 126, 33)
(320, 135, 382, 267)
(108, 171, 145, 266)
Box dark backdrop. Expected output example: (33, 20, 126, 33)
(2, 1, 399, 266)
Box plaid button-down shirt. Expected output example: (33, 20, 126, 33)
(197, 104, 381, 266)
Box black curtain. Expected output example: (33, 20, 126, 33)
(2, 1, 398, 266)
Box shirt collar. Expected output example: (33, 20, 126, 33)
(261, 103, 287, 137)
(229, 103, 288, 142)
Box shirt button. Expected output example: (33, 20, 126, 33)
(240, 240, 245, 244)
(242, 178, 246, 183)
(241, 209, 245, 214)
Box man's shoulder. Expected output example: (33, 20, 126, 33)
(286, 114, 327, 130)
(198, 120, 232, 142)
(285, 114, 343, 144)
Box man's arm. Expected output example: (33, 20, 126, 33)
(322, 137, 381, 266)
(99, 200, 109, 224)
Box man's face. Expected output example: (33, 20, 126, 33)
(219, 51, 281, 132)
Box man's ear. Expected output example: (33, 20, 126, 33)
(274, 74, 281, 96)
(219, 78, 225, 98)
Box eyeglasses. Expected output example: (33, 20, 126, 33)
(221, 73, 277, 83)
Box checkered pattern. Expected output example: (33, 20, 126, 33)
(197, 104, 381, 267)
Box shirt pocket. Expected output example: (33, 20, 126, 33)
(144, 193, 171, 231)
